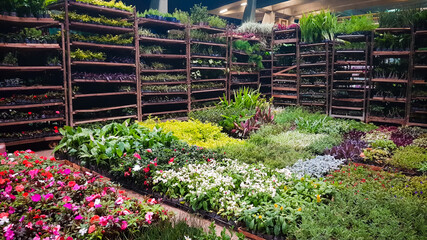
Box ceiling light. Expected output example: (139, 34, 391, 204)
(241, 2, 247, 6)
(219, 9, 228, 13)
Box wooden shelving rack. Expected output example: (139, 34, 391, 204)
(408, 29, 427, 127)
(367, 28, 413, 125)
(298, 42, 331, 113)
(189, 26, 227, 110)
(0, 15, 67, 147)
(138, 17, 188, 118)
(272, 28, 299, 106)
(228, 35, 260, 101)
(259, 34, 273, 97)
(50, 0, 138, 126)
(330, 34, 371, 121)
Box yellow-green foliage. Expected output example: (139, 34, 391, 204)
(139, 119, 242, 149)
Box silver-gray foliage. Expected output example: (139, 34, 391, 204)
(289, 155, 345, 178)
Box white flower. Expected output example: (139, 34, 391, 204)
(94, 199, 100, 205)
(79, 227, 87, 236)
(133, 164, 141, 172)
(0, 216, 9, 226)
(184, 236, 192, 240)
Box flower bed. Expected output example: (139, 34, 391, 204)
(0, 151, 169, 240)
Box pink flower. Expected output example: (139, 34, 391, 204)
(86, 194, 100, 202)
(53, 225, 60, 235)
(168, 157, 174, 164)
(146, 149, 152, 153)
(133, 153, 141, 159)
(115, 197, 124, 205)
(120, 221, 128, 230)
(62, 168, 71, 175)
(31, 194, 41, 202)
(62, 196, 71, 203)
(33, 235, 40, 240)
(3, 224, 14, 240)
(43, 193, 54, 201)
(145, 212, 153, 224)
(72, 184, 80, 191)
(75, 215, 83, 220)
(26, 222, 33, 229)
(88, 225, 96, 234)
(63, 203, 73, 209)
(99, 216, 108, 226)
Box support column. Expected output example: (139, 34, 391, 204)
(149, 0, 168, 13)
(262, 11, 275, 24)
(242, 0, 256, 22)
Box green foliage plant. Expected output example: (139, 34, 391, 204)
(190, 3, 209, 25)
(390, 145, 427, 170)
(300, 10, 337, 43)
(336, 14, 377, 34)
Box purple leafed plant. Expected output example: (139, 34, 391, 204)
(343, 130, 366, 141)
(231, 117, 261, 138)
(256, 106, 275, 124)
(391, 131, 414, 147)
(324, 140, 367, 161)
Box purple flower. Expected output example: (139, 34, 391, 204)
(31, 194, 41, 202)
(75, 215, 83, 220)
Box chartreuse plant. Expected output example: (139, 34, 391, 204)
(70, 48, 106, 61)
(75, 0, 133, 12)
(138, 119, 242, 149)
(335, 14, 377, 34)
(390, 145, 427, 170)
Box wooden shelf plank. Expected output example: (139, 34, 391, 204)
(71, 41, 134, 50)
(140, 69, 186, 73)
(142, 91, 187, 96)
(0, 117, 64, 127)
(272, 87, 297, 91)
(138, 18, 185, 28)
(230, 72, 258, 75)
(73, 79, 136, 84)
(142, 81, 187, 85)
(367, 116, 405, 125)
(5, 135, 61, 147)
(272, 95, 297, 99)
(70, 22, 133, 34)
(373, 51, 410, 56)
(72, 61, 135, 67)
(191, 55, 226, 60)
(191, 41, 227, 47)
(140, 54, 186, 59)
(330, 114, 364, 120)
(0, 43, 60, 49)
(191, 66, 226, 70)
(0, 66, 62, 71)
(375, 28, 411, 32)
(192, 88, 226, 94)
(274, 38, 297, 45)
(143, 109, 187, 117)
(73, 92, 136, 98)
(0, 102, 63, 110)
(139, 36, 185, 44)
(371, 78, 408, 83)
(0, 86, 63, 91)
(332, 98, 364, 102)
(192, 97, 220, 103)
(74, 115, 136, 125)
(231, 82, 258, 85)
(73, 104, 137, 114)
(331, 106, 364, 111)
(0, 15, 59, 26)
(370, 97, 406, 103)
(191, 78, 226, 83)
(274, 53, 296, 57)
(143, 101, 187, 106)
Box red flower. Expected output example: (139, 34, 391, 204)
(88, 225, 96, 234)
(23, 192, 29, 197)
(15, 185, 24, 192)
(28, 112, 32, 115)
(143, 167, 150, 173)
(68, 181, 76, 187)
(90, 215, 100, 224)
(168, 157, 174, 164)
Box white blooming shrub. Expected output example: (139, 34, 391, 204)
(152, 159, 335, 236)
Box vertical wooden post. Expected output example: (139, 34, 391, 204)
(64, 1, 73, 127)
(329, 41, 334, 116)
(405, 27, 415, 125)
(186, 25, 191, 112)
(60, 23, 69, 126)
(134, 8, 142, 121)
(366, 30, 375, 123)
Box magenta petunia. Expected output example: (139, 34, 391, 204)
(120, 220, 128, 230)
(75, 215, 83, 220)
(63, 203, 73, 209)
(31, 194, 41, 202)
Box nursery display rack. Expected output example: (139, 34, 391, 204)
(330, 34, 371, 121)
(50, 0, 138, 127)
(298, 42, 331, 113)
(0, 15, 67, 147)
(228, 35, 260, 101)
(259, 34, 273, 97)
(408, 29, 427, 127)
(139, 17, 189, 117)
(189, 25, 227, 110)
(272, 28, 300, 106)
(367, 28, 413, 125)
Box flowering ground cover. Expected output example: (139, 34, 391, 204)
(0, 151, 169, 240)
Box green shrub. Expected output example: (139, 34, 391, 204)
(390, 146, 427, 170)
(306, 134, 342, 155)
(371, 139, 397, 151)
(362, 148, 390, 165)
(292, 190, 427, 240)
(412, 135, 427, 148)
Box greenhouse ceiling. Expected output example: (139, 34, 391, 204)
(208, 0, 427, 21)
